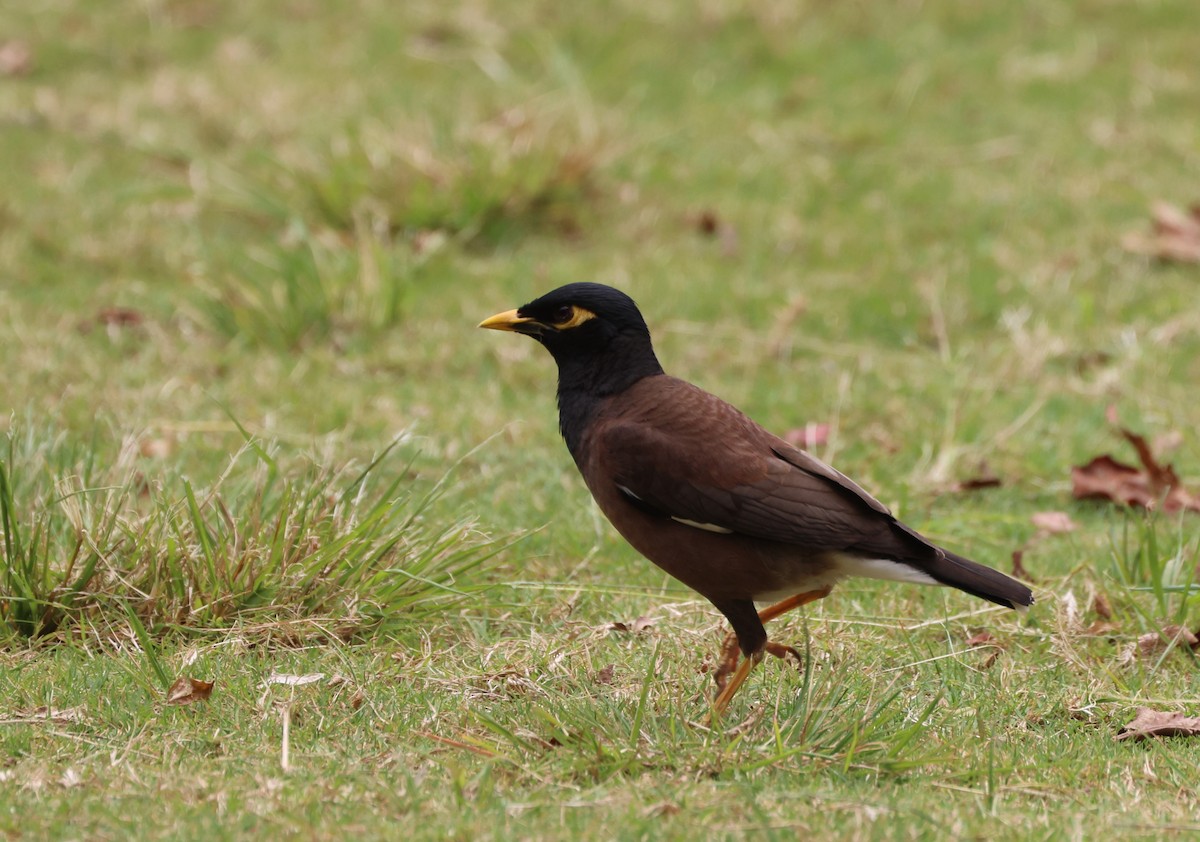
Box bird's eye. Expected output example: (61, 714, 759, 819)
(552, 305, 574, 324)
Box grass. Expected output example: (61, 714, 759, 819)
(2, 0, 1200, 837)
(0, 424, 500, 641)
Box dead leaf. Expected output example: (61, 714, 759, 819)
(979, 651, 1000, 671)
(1136, 632, 1164, 658)
(1083, 620, 1120, 636)
(0, 706, 86, 725)
(1011, 549, 1034, 582)
(607, 616, 654, 634)
(784, 423, 830, 450)
(1118, 707, 1200, 741)
(1134, 626, 1198, 659)
(1071, 427, 1200, 515)
(595, 664, 615, 685)
(166, 676, 214, 705)
(1122, 201, 1200, 264)
(948, 461, 1002, 493)
(0, 41, 32, 76)
(97, 307, 144, 328)
(690, 209, 739, 256)
(1031, 511, 1077, 534)
(1092, 592, 1113, 620)
(1164, 624, 1200, 649)
(951, 475, 1002, 492)
(265, 672, 325, 687)
(966, 631, 996, 648)
(139, 438, 173, 459)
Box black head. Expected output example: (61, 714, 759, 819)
(480, 283, 662, 384)
(480, 283, 665, 448)
(479, 282, 647, 350)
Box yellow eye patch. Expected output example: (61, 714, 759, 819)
(556, 306, 597, 329)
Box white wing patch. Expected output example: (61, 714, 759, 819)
(671, 517, 734, 534)
(617, 484, 734, 533)
(835, 555, 938, 586)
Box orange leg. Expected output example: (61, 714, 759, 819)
(709, 586, 832, 720)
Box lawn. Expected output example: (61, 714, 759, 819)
(2, 0, 1200, 838)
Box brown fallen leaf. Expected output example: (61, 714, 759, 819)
(1122, 201, 1200, 264)
(965, 631, 996, 648)
(607, 616, 655, 634)
(695, 209, 720, 236)
(595, 664, 615, 685)
(1131, 626, 1199, 662)
(951, 475, 1002, 493)
(265, 672, 325, 687)
(783, 423, 830, 450)
(1117, 707, 1200, 741)
(1031, 511, 1077, 534)
(166, 676, 215, 705)
(97, 307, 144, 328)
(0, 41, 33, 76)
(1092, 591, 1113, 620)
(1163, 624, 1200, 649)
(690, 209, 739, 257)
(0, 706, 86, 725)
(1083, 620, 1120, 636)
(1011, 549, 1034, 582)
(139, 437, 173, 459)
(1156, 625, 1198, 650)
(1072, 427, 1200, 515)
(947, 461, 1002, 493)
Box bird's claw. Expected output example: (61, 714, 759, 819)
(712, 637, 803, 695)
(713, 631, 742, 693)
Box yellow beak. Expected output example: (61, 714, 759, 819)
(478, 309, 537, 331)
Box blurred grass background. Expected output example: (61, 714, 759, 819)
(2, 1, 1200, 838)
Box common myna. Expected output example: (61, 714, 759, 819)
(480, 283, 1033, 716)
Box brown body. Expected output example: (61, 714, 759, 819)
(481, 283, 1033, 715)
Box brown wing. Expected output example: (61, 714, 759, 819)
(593, 377, 928, 558)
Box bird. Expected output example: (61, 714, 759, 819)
(480, 282, 1033, 718)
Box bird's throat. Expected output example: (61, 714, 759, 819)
(554, 349, 663, 457)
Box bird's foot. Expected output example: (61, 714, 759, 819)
(764, 640, 802, 667)
(712, 638, 802, 695)
(712, 631, 742, 694)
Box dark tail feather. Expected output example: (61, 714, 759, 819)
(926, 550, 1034, 610)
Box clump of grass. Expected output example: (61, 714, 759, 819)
(0, 429, 120, 639)
(0, 425, 504, 643)
(287, 107, 600, 247)
(195, 219, 437, 349)
(1104, 510, 1200, 630)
